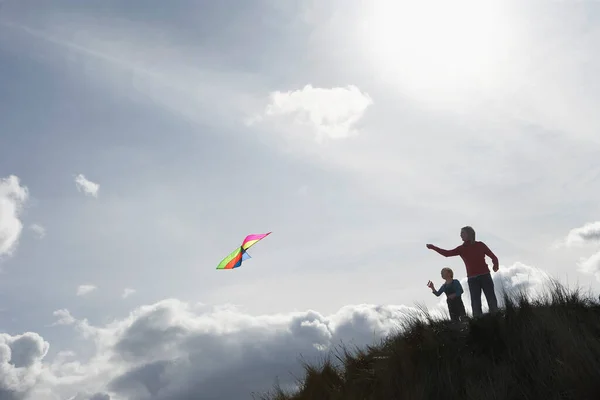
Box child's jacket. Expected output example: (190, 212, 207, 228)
(433, 279, 464, 299)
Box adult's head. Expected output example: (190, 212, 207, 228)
(460, 226, 476, 243)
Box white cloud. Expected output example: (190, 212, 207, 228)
(0, 262, 551, 399)
(487, 262, 550, 305)
(578, 250, 600, 283)
(0, 175, 28, 258)
(51, 310, 76, 326)
(74, 175, 99, 198)
(556, 221, 600, 282)
(249, 84, 373, 142)
(432, 262, 551, 317)
(76, 285, 97, 296)
(122, 289, 136, 299)
(33, 300, 422, 400)
(562, 221, 600, 247)
(30, 224, 46, 239)
(0, 332, 49, 397)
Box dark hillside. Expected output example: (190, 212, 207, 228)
(254, 282, 600, 400)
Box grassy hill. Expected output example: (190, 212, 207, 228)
(254, 282, 600, 400)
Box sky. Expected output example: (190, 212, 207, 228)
(1, 0, 600, 398)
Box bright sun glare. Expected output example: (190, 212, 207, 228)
(360, 0, 512, 109)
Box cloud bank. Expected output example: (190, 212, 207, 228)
(0, 262, 550, 400)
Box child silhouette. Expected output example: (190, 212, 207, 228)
(428, 267, 467, 322)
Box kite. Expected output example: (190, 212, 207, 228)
(216, 232, 271, 270)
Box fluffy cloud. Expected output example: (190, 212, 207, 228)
(433, 262, 551, 316)
(578, 251, 600, 282)
(51, 310, 76, 327)
(0, 175, 28, 258)
(562, 221, 600, 247)
(0, 262, 551, 400)
(493, 262, 551, 298)
(557, 221, 600, 282)
(76, 285, 97, 296)
(0, 332, 49, 399)
(18, 300, 422, 400)
(248, 84, 373, 142)
(74, 175, 99, 198)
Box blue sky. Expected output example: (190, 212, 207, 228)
(2, 0, 600, 399)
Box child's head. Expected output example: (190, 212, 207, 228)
(441, 267, 454, 280)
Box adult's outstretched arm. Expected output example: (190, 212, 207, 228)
(426, 244, 461, 257)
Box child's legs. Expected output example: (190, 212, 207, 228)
(457, 298, 467, 318)
(447, 300, 457, 321)
(447, 299, 465, 321)
(468, 276, 483, 317)
(480, 273, 498, 313)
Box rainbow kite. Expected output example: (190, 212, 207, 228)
(216, 232, 271, 270)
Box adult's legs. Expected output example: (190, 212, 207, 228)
(457, 298, 467, 320)
(468, 276, 483, 317)
(480, 273, 498, 313)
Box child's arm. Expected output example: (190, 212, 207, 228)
(432, 283, 445, 297)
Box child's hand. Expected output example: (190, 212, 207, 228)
(426, 280, 433, 289)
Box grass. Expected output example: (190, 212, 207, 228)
(253, 281, 600, 400)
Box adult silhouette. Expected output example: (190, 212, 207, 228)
(426, 226, 499, 317)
